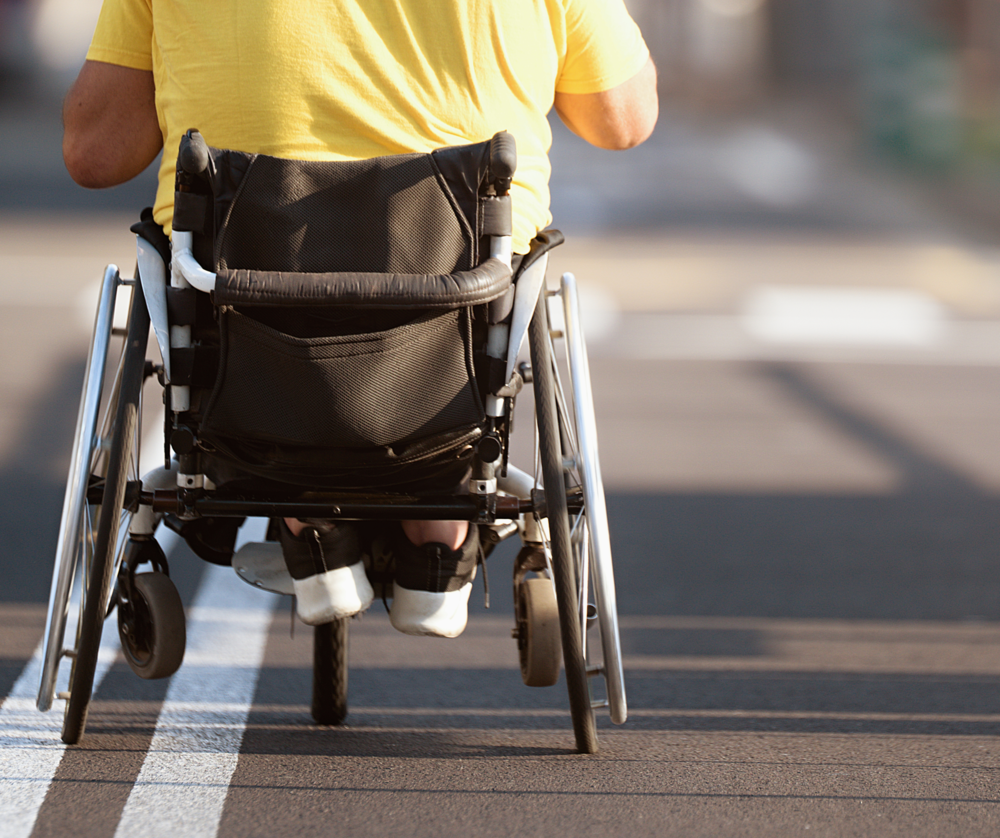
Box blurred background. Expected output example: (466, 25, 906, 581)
(644, 0, 1000, 178)
(623, 0, 1000, 232)
(0, 0, 997, 236)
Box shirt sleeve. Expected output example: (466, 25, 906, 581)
(85, 0, 154, 71)
(556, 0, 649, 94)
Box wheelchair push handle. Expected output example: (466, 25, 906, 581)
(489, 131, 516, 195)
(178, 129, 210, 178)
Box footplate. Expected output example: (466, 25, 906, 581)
(232, 541, 293, 595)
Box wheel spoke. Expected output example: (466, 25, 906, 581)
(107, 512, 133, 615)
(94, 348, 126, 475)
(129, 386, 143, 483)
(553, 351, 591, 654)
(549, 354, 579, 455)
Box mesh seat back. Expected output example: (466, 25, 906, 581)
(215, 154, 474, 275)
(182, 140, 499, 488)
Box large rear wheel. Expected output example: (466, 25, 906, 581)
(555, 274, 626, 725)
(528, 286, 599, 754)
(60, 279, 150, 744)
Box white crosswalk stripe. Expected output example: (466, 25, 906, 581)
(0, 520, 279, 838)
(0, 588, 123, 838)
(113, 558, 277, 838)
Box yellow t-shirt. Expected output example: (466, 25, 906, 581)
(86, 0, 649, 252)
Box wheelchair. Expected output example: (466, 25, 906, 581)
(37, 129, 625, 754)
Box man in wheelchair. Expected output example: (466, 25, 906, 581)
(62, 0, 656, 640)
(45, 0, 659, 753)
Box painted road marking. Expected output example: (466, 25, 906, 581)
(591, 312, 1000, 365)
(0, 595, 123, 838)
(113, 562, 277, 838)
(743, 286, 945, 347)
(0, 393, 182, 837)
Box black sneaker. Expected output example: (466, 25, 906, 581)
(278, 520, 374, 624)
(389, 526, 479, 637)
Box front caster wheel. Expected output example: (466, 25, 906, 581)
(118, 572, 186, 680)
(517, 578, 561, 687)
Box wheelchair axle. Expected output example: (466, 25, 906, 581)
(144, 488, 542, 521)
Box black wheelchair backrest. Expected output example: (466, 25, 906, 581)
(173, 129, 516, 277)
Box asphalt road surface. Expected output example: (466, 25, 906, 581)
(3, 206, 1000, 838)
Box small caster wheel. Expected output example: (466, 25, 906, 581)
(118, 572, 186, 680)
(516, 578, 561, 687)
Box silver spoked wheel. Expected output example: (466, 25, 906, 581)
(38, 269, 147, 742)
(529, 286, 598, 753)
(546, 273, 626, 726)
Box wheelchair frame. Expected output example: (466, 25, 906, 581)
(38, 134, 625, 754)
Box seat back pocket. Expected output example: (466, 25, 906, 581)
(200, 307, 485, 450)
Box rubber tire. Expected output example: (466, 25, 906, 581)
(120, 572, 187, 680)
(519, 578, 561, 688)
(62, 282, 150, 745)
(528, 289, 599, 754)
(312, 618, 349, 725)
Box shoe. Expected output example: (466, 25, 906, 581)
(278, 520, 374, 624)
(390, 526, 479, 638)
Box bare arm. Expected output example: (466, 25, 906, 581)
(553, 57, 658, 151)
(63, 60, 162, 188)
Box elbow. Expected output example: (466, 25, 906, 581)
(603, 122, 656, 151)
(557, 89, 659, 151)
(556, 108, 658, 151)
(615, 97, 659, 150)
(63, 133, 111, 188)
(63, 126, 161, 188)
(629, 110, 659, 149)
(597, 109, 659, 151)
(63, 131, 136, 189)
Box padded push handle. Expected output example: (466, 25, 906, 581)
(489, 131, 516, 195)
(178, 129, 210, 177)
